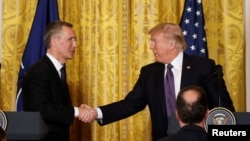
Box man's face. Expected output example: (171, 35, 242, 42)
(56, 26, 78, 61)
(149, 32, 172, 63)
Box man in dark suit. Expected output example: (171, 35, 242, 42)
(79, 23, 235, 141)
(0, 126, 6, 141)
(22, 21, 96, 141)
(158, 85, 209, 141)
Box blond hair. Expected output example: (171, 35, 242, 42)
(148, 23, 187, 51)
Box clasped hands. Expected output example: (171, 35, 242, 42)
(77, 104, 97, 123)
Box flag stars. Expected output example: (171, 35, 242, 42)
(194, 22, 199, 27)
(200, 48, 206, 54)
(184, 19, 190, 24)
(192, 34, 197, 39)
(190, 45, 196, 50)
(196, 11, 201, 16)
(183, 30, 188, 36)
(180, 0, 207, 58)
(203, 37, 206, 42)
(186, 7, 192, 12)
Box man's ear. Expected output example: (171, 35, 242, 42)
(50, 36, 58, 48)
(169, 41, 177, 50)
(175, 110, 180, 120)
(205, 109, 209, 118)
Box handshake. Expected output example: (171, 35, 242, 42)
(77, 104, 98, 123)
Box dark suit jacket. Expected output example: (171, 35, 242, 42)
(157, 125, 207, 141)
(98, 53, 235, 141)
(22, 55, 75, 141)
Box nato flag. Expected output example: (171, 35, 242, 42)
(16, 0, 59, 111)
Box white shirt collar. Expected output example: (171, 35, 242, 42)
(46, 53, 64, 71)
(165, 52, 183, 70)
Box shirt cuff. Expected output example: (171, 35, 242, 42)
(74, 107, 79, 117)
(95, 107, 103, 119)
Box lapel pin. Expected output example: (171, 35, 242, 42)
(187, 66, 191, 69)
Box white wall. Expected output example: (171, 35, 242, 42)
(245, 0, 250, 111)
(0, 0, 2, 63)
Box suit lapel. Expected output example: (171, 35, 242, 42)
(43, 56, 72, 105)
(180, 54, 194, 89)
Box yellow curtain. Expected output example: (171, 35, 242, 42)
(0, 0, 244, 141)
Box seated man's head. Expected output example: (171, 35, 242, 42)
(175, 85, 209, 127)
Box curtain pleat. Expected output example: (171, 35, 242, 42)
(0, 0, 244, 141)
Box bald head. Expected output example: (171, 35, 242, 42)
(176, 85, 208, 125)
(182, 89, 200, 104)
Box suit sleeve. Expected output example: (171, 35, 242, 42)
(98, 68, 148, 125)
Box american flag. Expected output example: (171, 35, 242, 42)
(180, 0, 208, 58)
